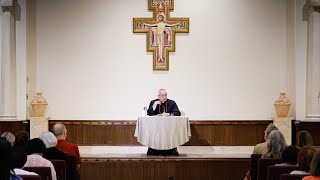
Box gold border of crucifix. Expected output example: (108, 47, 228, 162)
(133, 0, 189, 71)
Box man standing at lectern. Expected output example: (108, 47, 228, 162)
(147, 89, 181, 116)
(146, 89, 181, 156)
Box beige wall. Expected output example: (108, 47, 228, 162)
(30, 0, 295, 120)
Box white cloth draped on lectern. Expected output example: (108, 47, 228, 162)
(134, 116, 191, 150)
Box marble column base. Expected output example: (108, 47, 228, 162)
(29, 117, 48, 139)
(272, 117, 294, 145)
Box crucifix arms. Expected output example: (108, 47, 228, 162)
(143, 22, 180, 27)
(164, 22, 180, 27)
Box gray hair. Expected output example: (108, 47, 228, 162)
(1, 131, 15, 146)
(52, 123, 66, 136)
(39, 131, 57, 148)
(158, 89, 167, 95)
(266, 130, 287, 158)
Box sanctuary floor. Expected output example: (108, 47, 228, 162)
(79, 146, 254, 159)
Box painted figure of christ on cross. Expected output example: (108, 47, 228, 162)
(133, 0, 189, 71)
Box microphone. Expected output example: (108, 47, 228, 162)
(158, 103, 161, 114)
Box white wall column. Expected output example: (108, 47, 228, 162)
(16, 0, 27, 120)
(0, 0, 17, 121)
(305, 1, 320, 119)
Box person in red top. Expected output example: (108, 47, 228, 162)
(52, 122, 81, 169)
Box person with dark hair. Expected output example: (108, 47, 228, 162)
(24, 138, 57, 180)
(11, 150, 27, 170)
(297, 131, 314, 148)
(0, 137, 22, 180)
(12, 131, 29, 153)
(291, 146, 317, 175)
(276, 145, 299, 166)
(11, 150, 38, 176)
(14, 131, 29, 147)
(303, 150, 320, 180)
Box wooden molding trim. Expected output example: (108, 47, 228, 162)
(81, 157, 249, 162)
(47, 120, 272, 146)
(48, 120, 272, 126)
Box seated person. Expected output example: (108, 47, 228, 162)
(244, 124, 280, 179)
(297, 130, 314, 148)
(303, 151, 320, 180)
(40, 131, 66, 160)
(24, 138, 57, 180)
(1, 131, 15, 147)
(147, 89, 181, 116)
(291, 146, 316, 175)
(253, 123, 278, 154)
(12, 131, 29, 153)
(11, 150, 38, 176)
(53, 123, 81, 169)
(147, 89, 181, 156)
(0, 137, 22, 180)
(276, 145, 299, 166)
(262, 130, 287, 159)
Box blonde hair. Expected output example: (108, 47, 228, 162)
(1, 132, 15, 146)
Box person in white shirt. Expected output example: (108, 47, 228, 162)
(11, 149, 38, 176)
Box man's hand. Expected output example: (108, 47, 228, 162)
(152, 100, 161, 111)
